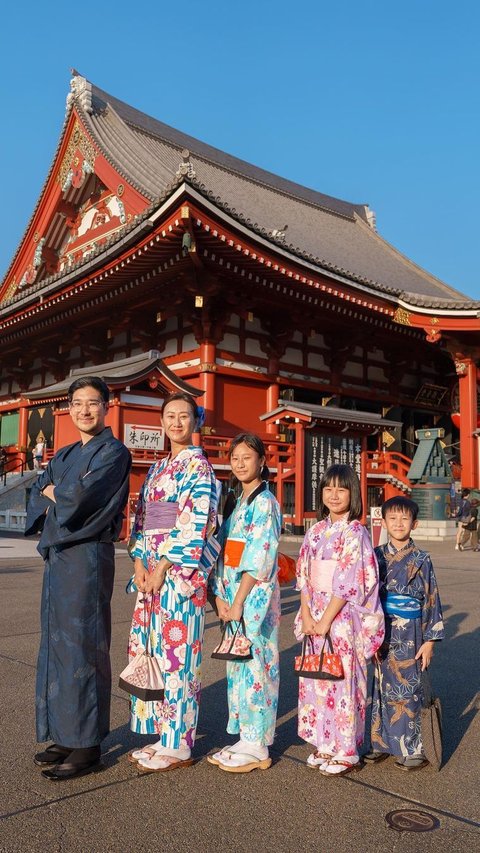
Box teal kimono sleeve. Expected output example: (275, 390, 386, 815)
(238, 493, 281, 582)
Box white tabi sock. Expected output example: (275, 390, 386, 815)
(232, 739, 268, 760)
(150, 744, 191, 760)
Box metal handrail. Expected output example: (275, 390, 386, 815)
(0, 456, 26, 488)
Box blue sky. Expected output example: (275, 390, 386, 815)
(1, 0, 479, 299)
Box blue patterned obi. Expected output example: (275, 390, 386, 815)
(381, 592, 421, 619)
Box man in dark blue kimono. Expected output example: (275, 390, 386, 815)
(25, 376, 131, 780)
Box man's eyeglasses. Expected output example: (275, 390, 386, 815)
(69, 400, 105, 410)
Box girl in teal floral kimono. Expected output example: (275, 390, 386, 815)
(209, 433, 281, 773)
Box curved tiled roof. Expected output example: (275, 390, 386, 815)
(3, 74, 479, 312)
(22, 350, 202, 401)
(78, 80, 472, 305)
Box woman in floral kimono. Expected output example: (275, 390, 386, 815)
(209, 433, 281, 773)
(295, 464, 384, 776)
(126, 392, 217, 773)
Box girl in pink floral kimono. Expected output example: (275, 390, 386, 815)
(295, 464, 384, 776)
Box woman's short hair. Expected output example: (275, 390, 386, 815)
(68, 376, 110, 403)
(317, 463, 362, 522)
(228, 432, 269, 480)
(161, 392, 199, 420)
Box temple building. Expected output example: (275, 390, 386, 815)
(0, 72, 478, 531)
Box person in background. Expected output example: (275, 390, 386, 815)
(455, 488, 471, 550)
(0, 446, 7, 477)
(366, 496, 444, 770)
(33, 439, 45, 471)
(459, 499, 478, 551)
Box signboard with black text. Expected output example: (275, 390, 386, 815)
(304, 432, 362, 512)
(124, 424, 165, 451)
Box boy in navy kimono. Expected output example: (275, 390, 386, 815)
(365, 497, 444, 770)
(25, 376, 131, 780)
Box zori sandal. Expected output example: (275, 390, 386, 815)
(363, 751, 389, 763)
(216, 752, 272, 773)
(307, 751, 332, 770)
(319, 759, 362, 777)
(394, 757, 428, 771)
(127, 745, 159, 764)
(137, 755, 195, 774)
(207, 747, 235, 766)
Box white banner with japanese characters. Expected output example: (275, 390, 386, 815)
(124, 424, 165, 451)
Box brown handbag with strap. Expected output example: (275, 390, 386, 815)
(420, 670, 442, 771)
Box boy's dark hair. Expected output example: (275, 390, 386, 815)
(461, 488, 471, 498)
(381, 496, 419, 521)
(68, 376, 110, 403)
(317, 464, 362, 522)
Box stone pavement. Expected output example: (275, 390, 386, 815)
(0, 533, 479, 852)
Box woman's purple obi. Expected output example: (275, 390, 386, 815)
(144, 501, 179, 532)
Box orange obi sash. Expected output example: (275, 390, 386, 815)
(309, 558, 337, 593)
(224, 538, 245, 568)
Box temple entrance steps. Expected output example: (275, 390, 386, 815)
(366, 450, 413, 499)
(0, 470, 38, 520)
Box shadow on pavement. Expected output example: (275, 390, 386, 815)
(436, 605, 480, 764)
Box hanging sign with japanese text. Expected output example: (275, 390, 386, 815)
(124, 424, 165, 451)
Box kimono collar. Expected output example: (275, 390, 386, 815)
(169, 445, 205, 462)
(80, 426, 114, 449)
(245, 480, 268, 505)
(223, 480, 268, 523)
(387, 538, 415, 555)
(325, 512, 350, 527)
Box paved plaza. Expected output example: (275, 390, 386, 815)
(0, 533, 479, 852)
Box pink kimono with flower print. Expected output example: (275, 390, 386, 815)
(295, 517, 384, 757)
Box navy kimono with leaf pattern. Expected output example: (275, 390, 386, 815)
(25, 427, 131, 748)
(370, 540, 444, 758)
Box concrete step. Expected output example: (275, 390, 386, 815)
(414, 519, 457, 541)
(0, 470, 38, 497)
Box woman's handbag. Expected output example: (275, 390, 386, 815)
(420, 670, 442, 770)
(118, 597, 165, 701)
(294, 632, 344, 680)
(211, 618, 253, 661)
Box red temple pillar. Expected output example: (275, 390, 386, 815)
(455, 356, 479, 488)
(199, 341, 216, 426)
(18, 401, 29, 465)
(360, 437, 368, 523)
(294, 422, 305, 533)
(276, 460, 285, 518)
(266, 381, 279, 435)
(109, 397, 121, 440)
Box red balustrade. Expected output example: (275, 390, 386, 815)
(366, 450, 413, 497)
